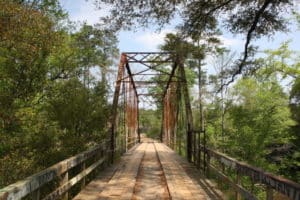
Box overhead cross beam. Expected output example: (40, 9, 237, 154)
(124, 52, 174, 64)
(121, 52, 176, 98)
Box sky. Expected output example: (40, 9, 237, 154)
(58, 0, 300, 108)
(59, 0, 300, 61)
(59, 0, 300, 77)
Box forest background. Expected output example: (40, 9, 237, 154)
(1, 0, 300, 191)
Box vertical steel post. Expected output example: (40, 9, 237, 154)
(125, 77, 129, 152)
(111, 53, 126, 163)
(176, 78, 182, 155)
(204, 129, 207, 172)
(122, 72, 126, 153)
(198, 131, 201, 169)
(160, 100, 165, 142)
(137, 99, 140, 143)
(178, 58, 194, 162)
(162, 60, 178, 145)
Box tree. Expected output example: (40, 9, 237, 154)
(0, 1, 61, 131)
(293, 11, 300, 28)
(0, 2, 119, 187)
(96, 0, 293, 83)
(207, 49, 236, 149)
(288, 77, 300, 182)
(226, 78, 294, 169)
(71, 23, 118, 87)
(260, 41, 300, 79)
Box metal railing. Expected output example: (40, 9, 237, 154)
(166, 134, 300, 200)
(197, 144, 300, 200)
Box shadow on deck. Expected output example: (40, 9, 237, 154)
(73, 139, 223, 200)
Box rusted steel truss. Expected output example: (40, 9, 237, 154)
(3, 51, 299, 200)
(110, 52, 194, 162)
(125, 52, 174, 63)
(161, 56, 194, 162)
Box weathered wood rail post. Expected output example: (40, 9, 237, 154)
(81, 161, 86, 189)
(60, 171, 69, 200)
(236, 170, 241, 200)
(266, 186, 273, 200)
(31, 190, 40, 200)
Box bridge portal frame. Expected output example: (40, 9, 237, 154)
(110, 52, 195, 162)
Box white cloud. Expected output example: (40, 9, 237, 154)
(135, 29, 175, 51)
(135, 31, 242, 51)
(60, 0, 110, 25)
(217, 36, 243, 47)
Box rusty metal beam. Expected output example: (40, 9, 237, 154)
(178, 59, 194, 163)
(124, 60, 138, 98)
(137, 100, 140, 143)
(122, 81, 178, 84)
(131, 73, 169, 76)
(123, 52, 173, 54)
(162, 61, 178, 98)
(138, 93, 163, 97)
(125, 53, 173, 63)
(119, 69, 170, 82)
(119, 69, 151, 82)
(122, 52, 181, 79)
(141, 63, 181, 79)
(110, 53, 126, 162)
(128, 60, 172, 63)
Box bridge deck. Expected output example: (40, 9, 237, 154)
(73, 140, 223, 200)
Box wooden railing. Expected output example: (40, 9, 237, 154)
(166, 134, 300, 199)
(196, 144, 300, 200)
(0, 140, 108, 200)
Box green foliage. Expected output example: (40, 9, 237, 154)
(206, 76, 295, 178)
(139, 109, 161, 139)
(97, 0, 294, 83)
(261, 41, 300, 79)
(96, 0, 292, 37)
(290, 77, 300, 123)
(1, 0, 299, 192)
(0, 1, 58, 101)
(293, 11, 300, 29)
(228, 78, 293, 163)
(287, 77, 300, 181)
(72, 23, 118, 69)
(204, 42, 300, 185)
(46, 79, 109, 138)
(0, 1, 118, 188)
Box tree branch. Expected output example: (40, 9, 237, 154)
(219, 0, 273, 92)
(207, 0, 234, 15)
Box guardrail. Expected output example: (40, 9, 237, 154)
(0, 140, 108, 200)
(197, 144, 300, 200)
(165, 130, 300, 200)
